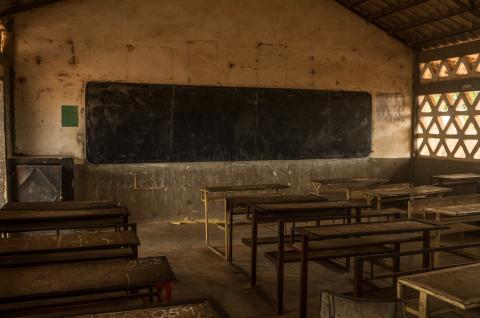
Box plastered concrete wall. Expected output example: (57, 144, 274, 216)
(13, 0, 413, 218)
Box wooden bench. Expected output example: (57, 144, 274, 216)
(0, 225, 140, 267)
(264, 233, 422, 263)
(0, 257, 176, 316)
(1, 200, 119, 211)
(13, 298, 229, 318)
(0, 207, 130, 235)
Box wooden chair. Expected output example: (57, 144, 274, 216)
(320, 291, 406, 318)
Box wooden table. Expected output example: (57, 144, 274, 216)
(0, 257, 176, 315)
(0, 206, 130, 234)
(294, 220, 445, 318)
(66, 298, 229, 318)
(225, 194, 327, 263)
(431, 173, 480, 193)
(1, 200, 119, 211)
(362, 185, 451, 218)
(310, 178, 389, 199)
(0, 226, 140, 266)
(398, 262, 480, 318)
(245, 199, 370, 314)
(200, 184, 289, 259)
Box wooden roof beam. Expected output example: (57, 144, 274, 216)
(410, 23, 480, 46)
(369, 0, 430, 21)
(391, 7, 470, 33)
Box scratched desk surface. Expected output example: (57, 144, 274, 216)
(0, 207, 128, 221)
(362, 185, 451, 197)
(1, 201, 119, 211)
(310, 178, 389, 188)
(0, 257, 175, 300)
(0, 231, 139, 254)
(294, 220, 446, 240)
(425, 203, 480, 217)
(251, 199, 370, 212)
(69, 299, 228, 318)
(226, 194, 328, 205)
(201, 184, 288, 193)
(399, 262, 480, 309)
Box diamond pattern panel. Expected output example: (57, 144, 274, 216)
(416, 91, 480, 160)
(420, 54, 480, 82)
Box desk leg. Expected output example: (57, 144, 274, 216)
(203, 194, 209, 246)
(355, 207, 361, 223)
(224, 199, 228, 260)
(433, 213, 441, 265)
(423, 230, 431, 269)
(419, 291, 429, 318)
(250, 211, 258, 288)
(228, 202, 234, 263)
(300, 234, 309, 318)
(277, 220, 285, 315)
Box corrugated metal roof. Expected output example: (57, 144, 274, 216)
(335, 0, 480, 50)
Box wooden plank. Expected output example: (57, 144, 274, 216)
(0, 257, 175, 301)
(251, 199, 370, 212)
(1, 201, 118, 211)
(225, 194, 327, 205)
(426, 203, 480, 217)
(432, 173, 480, 181)
(0, 219, 128, 233)
(201, 184, 288, 193)
(0, 207, 128, 222)
(294, 220, 447, 240)
(309, 178, 389, 188)
(399, 263, 480, 310)
(363, 185, 451, 197)
(0, 231, 139, 255)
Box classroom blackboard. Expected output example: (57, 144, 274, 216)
(86, 82, 372, 164)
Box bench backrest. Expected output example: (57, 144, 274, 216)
(320, 291, 406, 318)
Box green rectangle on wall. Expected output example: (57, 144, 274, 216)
(61, 105, 78, 127)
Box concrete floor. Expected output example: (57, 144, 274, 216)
(135, 218, 451, 318)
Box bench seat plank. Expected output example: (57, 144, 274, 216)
(1, 201, 118, 211)
(0, 257, 175, 302)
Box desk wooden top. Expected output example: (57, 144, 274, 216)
(294, 220, 446, 240)
(250, 199, 370, 212)
(431, 173, 480, 181)
(310, 178, 389, 188)
(0, 257, 175, 301)
(399, 262, 480, 310)
(0, 207, 128, 222)
(425, 203, 480, 216)
(362, 185, 451, 198)
(201, 183, 289, 193)
(0, 230, 139, 255)
(69, 299, 229, 318)
(0, 218, 128, 233)
(225, 194, 328, 205)
(1, 201, 118, 211)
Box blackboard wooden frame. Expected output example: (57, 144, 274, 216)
(86, 82, 372, 164)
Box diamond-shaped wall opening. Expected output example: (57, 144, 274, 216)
(456, 61, 469, 75)
(428, 121, 440, 134)
(419, 144, 430, 156)
(428, 138, 440, 152)
(438, 63, 450, 78)
(437, 99, 449, 112)
(454, 146, 467, 159)
(431, 94, 442, 105)
(464, 122, 477, 135)
(421, 102, 432, 113)
(464, 139, 478, 155)
(445, 123, 457, 135)
(445, 138, 459, 153)
(438, 116, 450, 130)
(421, 65, 433, 80)
(455, 115, 468, 130)
(420, 116, 433, 130)
(436, 144, 448, 157)
(455, 95, 469, 112)
(415, 124, 424, 134)
(417, 95, 425, 105)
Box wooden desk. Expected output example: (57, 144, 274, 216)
(398, 262, 480, 318)
(431, 173, 480, 193)
(246, 199, 370, 314)
(362, 185, 451, 218)
(0, 207, 129, 234)
(225, 194, 327, 262)
(310, 178, 389, 199)
(67, 298, 229, 318)
(294, 220, 446, 318)
(0, 257, 176, 315)
(1, 200, 119, 211)
(200, 184, 288, 259)
(0, 226, 140, 266)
